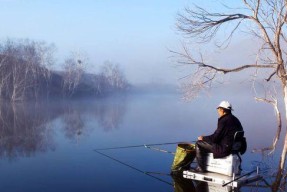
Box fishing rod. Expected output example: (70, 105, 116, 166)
(221, 167, 269, 187)
(145, 171, 171, 176)
(94, 149, 173, 186)
(222, 169, 257, 187)
(144, 145, 175, 155)
(94, 141, 194, 151)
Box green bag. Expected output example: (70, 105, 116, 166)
(171, 143, 196, 173)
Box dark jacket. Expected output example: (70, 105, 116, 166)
(202, 113, 243, 158)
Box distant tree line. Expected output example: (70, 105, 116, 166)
(0, 39, 129, 102)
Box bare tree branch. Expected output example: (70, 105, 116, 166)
(255, 96, 282, 154)
(199, 63, 275, 74)
(176, 6, 251, 43)
(266, 71, 277, 81)
(171, 49, 276, 74)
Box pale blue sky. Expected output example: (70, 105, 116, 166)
(0, 0, 245, 84)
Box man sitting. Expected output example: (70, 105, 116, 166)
(195, 101, 244, 172)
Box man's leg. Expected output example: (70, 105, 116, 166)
(195, 140, 213, 171)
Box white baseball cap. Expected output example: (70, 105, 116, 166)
(217, 101, 233, 110)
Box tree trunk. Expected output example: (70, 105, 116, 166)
(272, 85, 287, 191)
(281, 86, 287, 167)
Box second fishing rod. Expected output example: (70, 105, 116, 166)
(94, 140, 196, 151)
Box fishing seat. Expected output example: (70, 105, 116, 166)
(231, 131, 245, 154)
(204, 131, 245, 176)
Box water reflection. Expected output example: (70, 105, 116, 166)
(0, 93, 285, 192)
(0, 97, 127, 160)
(63, 108, 85, 141)
(95, 98, 126, 132)
(250, 151, 285, 192)
(172, 175, 196, 191)
(0, 102, 56, 160)
(172, 175, 239, 192)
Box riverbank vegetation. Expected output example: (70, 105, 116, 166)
(0, 39, 129, 102)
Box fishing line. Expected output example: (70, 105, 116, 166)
(94, 150, 173, 186)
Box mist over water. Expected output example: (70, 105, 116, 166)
(0, 90, 277, 191)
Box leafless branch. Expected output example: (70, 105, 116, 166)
(255, 96, 282, 155)
(266, 71, 277, 81)
(176, 6, 251, 43)
(199, 63, 275, 74)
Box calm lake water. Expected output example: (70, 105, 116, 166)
(0, 91, 281, 192)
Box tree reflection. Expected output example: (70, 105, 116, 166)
(0, 97, 127, 160)
(0, 102, 56, 160)
(62, 108, 85, 141)
(60, 97, 126, 140)
(96, 98, 126, 132)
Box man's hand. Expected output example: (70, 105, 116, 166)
(198, 136, 203, 141)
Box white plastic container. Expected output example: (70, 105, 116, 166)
(205, 153, 241, 176)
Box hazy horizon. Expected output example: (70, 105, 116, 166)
(0, 0, 259, 87)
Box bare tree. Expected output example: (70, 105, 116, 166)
(175, 0, 287, 190)
(0, 39, 55, 102)
(62, 51, 87, 97)
(99, 61, 128, 93)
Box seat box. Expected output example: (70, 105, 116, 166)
(204, 153, 240, 176)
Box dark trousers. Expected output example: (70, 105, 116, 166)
(195, 140, 214, 170)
